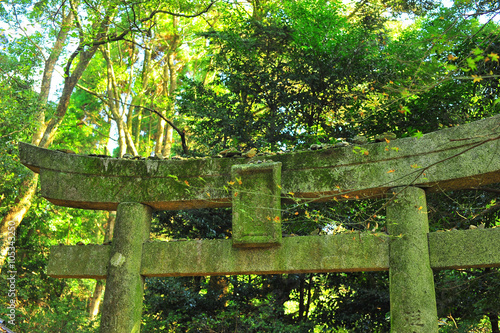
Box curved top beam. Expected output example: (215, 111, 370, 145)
(20, 115, 500, 211)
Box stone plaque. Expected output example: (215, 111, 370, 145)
(231, 162, 282, 248)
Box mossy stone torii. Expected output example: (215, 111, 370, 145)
(19, 114, 500, 332)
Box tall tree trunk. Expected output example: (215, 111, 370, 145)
(161, 124, 174, 157)
(298, 275, 305, 321)
(33, 9, 75, 146)
(1, 2, 119, 267)
(154, 118, 166, 156)
(102, 44, 138, 156)
(154, 16, 180, 157)
(305, 274, 313, 320)
(89, 281, 105, 320)
(88, 211, 116, 319)
(489, 313, 499, 333)
(161, 35, 178, 157)
(0, 7, 74, 269)
(134, 107, 143, 150)
(0, 174, 38, 270)
(38, 44, 101, 147)
(39, 0, 119, 147)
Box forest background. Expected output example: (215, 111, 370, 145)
(0, 0, 500, 331)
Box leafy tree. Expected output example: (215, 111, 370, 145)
(179, 0, 387, 152)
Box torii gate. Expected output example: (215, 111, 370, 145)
(19, 115, 500, 332)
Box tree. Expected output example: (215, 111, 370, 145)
(0, 0, 217, 266)
(0, 0, 75, 267)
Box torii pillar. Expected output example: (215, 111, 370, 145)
(99, 202, 152, 333)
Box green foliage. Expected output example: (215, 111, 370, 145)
(143, 274, 316, 332)
(354, 6, 500, 137)
(312, 273, 390, 332)
(0, 62, 41, 216)
(179, 0, 382, 151)
(152, 208, 232, 240)
(54, 89, 109, 154)
(435, 268, 500, 332)
(0, 200, 106, 332)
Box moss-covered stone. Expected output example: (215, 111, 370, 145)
(47, 228, 500, 278)
(429, 228, 500, 269)
(387, 186, 438, 333)
(47, 244, 110, 278)
(99, 202, 152, 333)
(19, 114, 500, 210)
(20, 115, 500, 332)
(231, 162, 282, 247)
(141, 233, 390, 276)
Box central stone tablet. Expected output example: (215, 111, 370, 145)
(231, 162, 282, 248)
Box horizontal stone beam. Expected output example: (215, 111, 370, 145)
(20, 115, 500, 211)
(141, 233, 389, 276)
(47, 244, 110, 279)
(428, 228, 500, 270)
(47, 233, 389, 278)
(47, 228, 500, 278)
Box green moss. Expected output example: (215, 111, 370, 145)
(429, 228, 500, 269)
(19, 115, 500, 210)
(231, 162, 282, 247)
(140, 233, 390, 277)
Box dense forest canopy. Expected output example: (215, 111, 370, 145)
(0, 0, 499, 331)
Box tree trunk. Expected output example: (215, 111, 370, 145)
(161, 124, 174, 157)
(0, 174, 38, 271)
(39, 2, 119, 148)
(489, 313, 500, 333)
(305, 274, 313, 320)
(88, 211, 116, 319)
(162, 30, 179, 157)
(154, 17, 180, 157)
(0, 6, 74, 268)
(102, 44, 138, 156)
(38, 45, 100, 147)
(89, 281, 105, 320)
(298, 275, 305, 321)
(33, 8, 75, 145)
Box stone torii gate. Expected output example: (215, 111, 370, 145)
(19, 115, 500, 332)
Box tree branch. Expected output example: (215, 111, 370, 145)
(346, 0, 369, 21)
(131, 103, 189, 155)
(471, 202, 500, 221)
(76, 86, 189, 155)
(152, 1, 216, 18)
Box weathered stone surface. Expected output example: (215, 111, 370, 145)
(48, 233, 389, 278)
(231, 162, 282, 247)
(19, 115, 500, 211)
(387, 187, 438, 333)
(429, 227, 500, 269)
(99, 202, 152, 333)
(47, 228, 500, 278)
(47, 244, 110, 278)
(142, 233, 390, 276)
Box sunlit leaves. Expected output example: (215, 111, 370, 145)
(488, 52, 499, 62)
(471, 75, 482, 83)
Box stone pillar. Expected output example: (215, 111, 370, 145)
(100, 202, 152, 333)
(386, 186, 438, 333)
